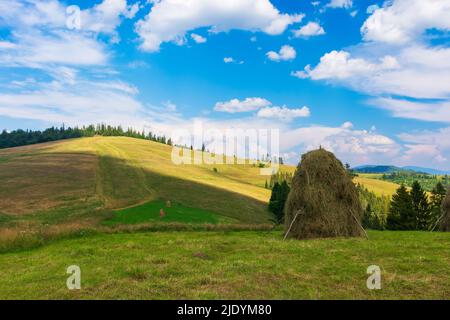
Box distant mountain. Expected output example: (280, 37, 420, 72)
(353, 165, 403, 174)
(353, 165, 450, 175)
(402, 166, 450, 175)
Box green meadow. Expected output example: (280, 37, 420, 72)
(0, 230, 448, 299)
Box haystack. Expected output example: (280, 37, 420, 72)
(284, 149, 364, 239)
(440, 188, 450, 231)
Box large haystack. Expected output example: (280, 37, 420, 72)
(284, 149, 364, 239)
(440, 188, 450, 231)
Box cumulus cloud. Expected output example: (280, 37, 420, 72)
(79, 0, 140, 40)
(0, 0, 138, 40)
(135, 0, 303, 52)
(214, 98, 310, 121)
(281, 124, 399, 166)
(326, 0, 353, 9)
(214, 97, 272, 113)
(191, 33, 207, 43)
(398, 127, 450, 166)
(266, 45, 296, 62)
(295, 50, 399, 80)
(361, 0, 450, 44)
(293, 22, 325, 37)
(257, 106, 310, 121)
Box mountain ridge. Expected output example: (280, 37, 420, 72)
(353, 165, 450, 175)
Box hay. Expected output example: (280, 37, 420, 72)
(439, 188, 450, 232)
(284, 149, 364, 239)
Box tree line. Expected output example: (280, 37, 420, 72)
(0, 124, 172, 149)
(380, 171, 449, 192)
(386, 181, 446, 231)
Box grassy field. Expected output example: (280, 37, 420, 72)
(354, 175, 400, 196)
(105, 200, 236, 225)
(0, 230, 448, 299)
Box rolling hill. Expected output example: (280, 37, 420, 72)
(0, 136, 284, 227)
(0, 136, 401, 230)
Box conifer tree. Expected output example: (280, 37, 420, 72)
(410, 180, 430, 230)
(430, 182, 447, 229)
(387, 184, 414, 230)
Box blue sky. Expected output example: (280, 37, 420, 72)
(0, 0, 450, 169)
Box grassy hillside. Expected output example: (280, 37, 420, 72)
(0, 136, 297, 227)
(354, 175, 400, 196)
(0, 136, 400, 230)
(0, 230, 448, 299)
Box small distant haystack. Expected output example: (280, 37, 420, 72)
(440, 188, 450, 231)
(284, 149, 365, 239)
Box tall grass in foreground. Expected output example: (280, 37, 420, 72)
(0, 223, 276, 253)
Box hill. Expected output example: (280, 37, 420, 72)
(0, 136, 288, 227)
(354, 165, 450, 175)
(353, 175, 400, 196)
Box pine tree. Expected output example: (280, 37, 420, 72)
(410, 180, 430, 230)
(278, 180, 290, 223)
(362, 203, 372, 229)
(430, 182, 447, 230)
(387, 184, 414, 230)
(268, 182, 281, 220)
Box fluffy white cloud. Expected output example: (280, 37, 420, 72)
(0, 0, 137, 39)
(80, 0, 140, 40)
(296, 50, 399, 80)
(361, 0, 450, 44)
(257, 106, 310, 121)
(0, 78, 145, 127)
(0, 0, 141, 68)
(0, 1, 146, 128)
(266, 45, 296, 62)
(371, 98, 450, 123)
(214, 97, 272, 113)
(191, 33, 207, 43)
(326, 0, 353, 9)
(135, 0, 303, 52)
(224, 57, 234, 63)
(398, 127, 450, 166)
(293, 22, 325, 37)
(0, 0, 67, 28)
(0, 41, 16, 49)
(281, 124, 399, 165)
(0, 31, 108, 68)
(299, 0, 450, 101)
(298, 45, 450, 100)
